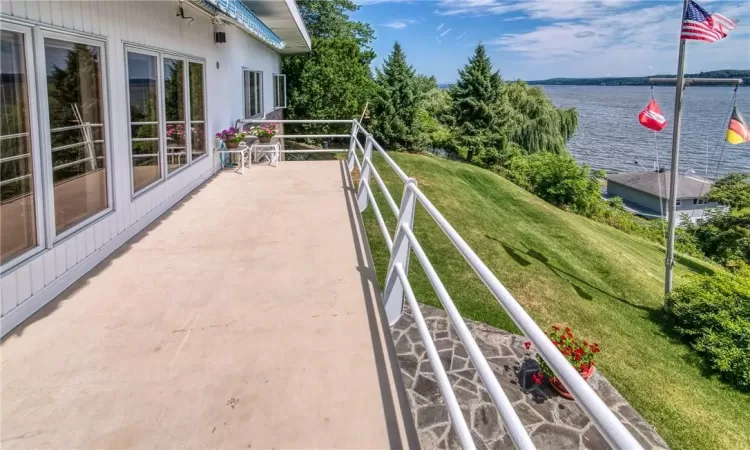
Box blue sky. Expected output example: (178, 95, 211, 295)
(352, 0, 750, 83)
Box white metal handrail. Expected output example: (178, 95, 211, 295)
(237, 118, 643, 449)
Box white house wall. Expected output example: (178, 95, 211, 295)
(0, 1, 283, 336)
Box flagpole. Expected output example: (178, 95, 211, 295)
(664, 0, 690, 307)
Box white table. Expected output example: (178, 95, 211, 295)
(251, 142, 280, 167)
(217, 144, 249, 174)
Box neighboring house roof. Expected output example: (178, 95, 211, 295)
(607, 171, 712, 200)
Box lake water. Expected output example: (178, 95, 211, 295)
(542, 85, 750, 178)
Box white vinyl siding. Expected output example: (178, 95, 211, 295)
(0, 1, 282, 336)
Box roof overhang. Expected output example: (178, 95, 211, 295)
(241, 0, 311, 55)
(187, 0, 311, 54)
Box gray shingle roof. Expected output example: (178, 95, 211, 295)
(607, 171, 712, 199)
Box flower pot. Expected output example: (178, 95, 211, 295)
(258, 136, 272, 144)
(226, 141, 239, 149)
(549, 366, 596, 400)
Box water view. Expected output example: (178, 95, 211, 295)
(543, 85, 750, 178)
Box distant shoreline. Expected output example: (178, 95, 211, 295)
(438, 70, 749, 89)
(527, 69, 749, 87)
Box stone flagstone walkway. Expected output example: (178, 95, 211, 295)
(392, 304, 669, 449)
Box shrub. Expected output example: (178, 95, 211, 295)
(684, 209, 750, 266)
(667, 265, 750, 391)
(502, 152, 603, 215)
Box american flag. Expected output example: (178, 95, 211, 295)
(681, 0, 737, 42)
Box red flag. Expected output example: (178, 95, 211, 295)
(639, 99, 668, 132)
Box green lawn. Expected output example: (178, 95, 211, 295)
(357, 152, 750, 449)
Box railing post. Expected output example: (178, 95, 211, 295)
(347, 120, 358, 172)
(382, 178, 418, 325)
(356, 135, 373, 212)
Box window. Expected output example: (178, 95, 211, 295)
(1, 24, 112, 269)
(0, 28, 40, 265)
(164, 57, 187, 173)
(127, 50, 162, 192)
(273, 74, 286, 109)
(698, 199, 705, 205)
(676, 199, 682, 206)
(243, 70, 262, 118)
(126, 47, 206, 195)
(43, 37, 109, 235)
(188, 61, 206, 160)
(693, 198, 698, 205)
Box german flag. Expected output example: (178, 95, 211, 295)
(726, 106, 749, 145)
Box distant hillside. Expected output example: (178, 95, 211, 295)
(527, 69, 750, 86)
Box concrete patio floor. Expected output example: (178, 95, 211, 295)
(1, 161, 416, 449)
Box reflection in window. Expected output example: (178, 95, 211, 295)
(189, 62, 205, 160)
(164, 57, 186, 173)
(127, 51, 161, 192)
(0, 30, 37, 263)
(243, 70, 262, 118)
(44, 38, 108, 234)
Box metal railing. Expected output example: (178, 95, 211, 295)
(240, 118, 643, 449)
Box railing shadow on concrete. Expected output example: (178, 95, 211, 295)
(241, 118, 644, 450)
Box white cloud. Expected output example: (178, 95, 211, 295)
(435, 0, 637, 18)
(382, 19, 420, 29)
(456, 31, 467, 40)
(440, 27, 452, 37)
(437, 23, 445, 31)
(486, 1, 750, 78)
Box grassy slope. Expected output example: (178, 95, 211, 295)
(359, 152, 750, 449)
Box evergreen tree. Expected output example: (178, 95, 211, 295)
(450, 43, 504, 163)
(371, 42, 420, 150)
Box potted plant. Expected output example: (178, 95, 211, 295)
(167, 124, 185, 146)
(525, 326, 600, 399)
(250, 123, 278, 143)
(215, 127, 246, 149)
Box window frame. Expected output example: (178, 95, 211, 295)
(243, 69, 264, 119)
(125, 46, 165, 198)
(124, 44, 208, 198)
(675, 199, 682, 207)
(187, 59, 208, 164)
(0, 21, 47, 273)
(273, 73, 287, 109)
(35, 28, 114, 245)
(161, 52, 191, 177)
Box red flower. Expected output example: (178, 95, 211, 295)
(553, 341, 559, 347)
(532, 372, 544, 385)
(574, 354, 581, 361)
(583, 340, 588, 346)
(565, 327, 571, 334)
(552, 325, 560, 331)
(524, 341, 531, 350)
(580, 363, 589, 373)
